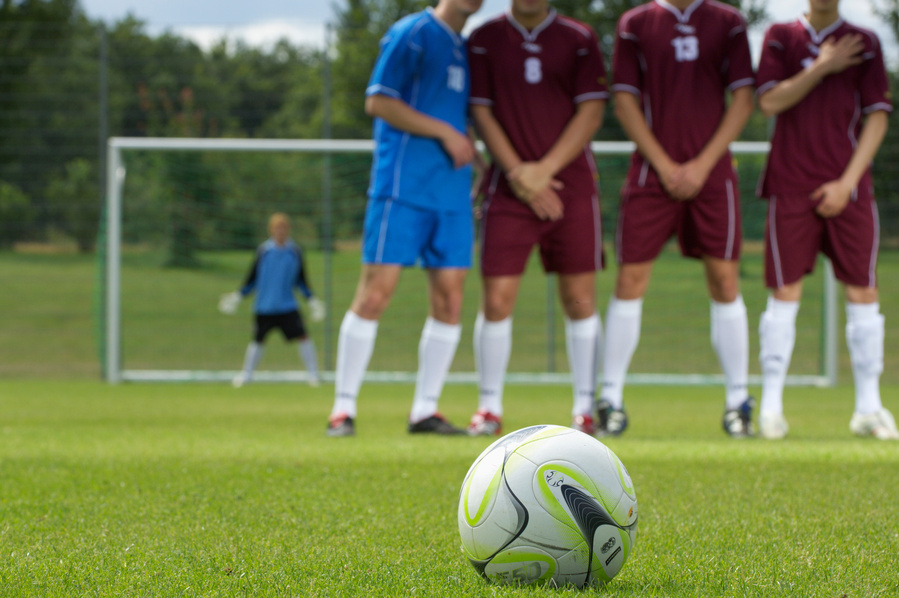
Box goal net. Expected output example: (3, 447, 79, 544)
(101, 137, 838, 386)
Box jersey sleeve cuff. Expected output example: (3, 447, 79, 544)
(574, 91, 610, 103)
(727, 77, 755, 92)
(611, 83, 641, 97)
(365, 84, 402, 99)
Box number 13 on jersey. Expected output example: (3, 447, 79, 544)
(672, 36, 699, 62)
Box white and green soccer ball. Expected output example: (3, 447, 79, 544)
(458, 425, 637, 588)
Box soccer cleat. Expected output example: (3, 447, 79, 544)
(722, 397, 755, 438)
(570, 414, 595, 435)
(595, 399, 628, 437)
(408, 413, 465, 435)
(232, 373, 249, 388)
(307, 376, 321, 388)
(467, 410, 502, 436)
(849, 408, 899, 440)
(759, 412, 789, 440)
(326, 413, 355, 437)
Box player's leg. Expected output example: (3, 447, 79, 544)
(470, 206, 538, 435)
(599, 186, 677, 435)
(687, 180, 750, 436)
(234, 315, 271, 387)
(598, 262, 650, 435)
(558, 271, 599, 433)
(539, 186, 604, 433)
(758, 282, 802, 439)
(407, 267, 467, 434)
(758, 194, 824, 438)
(845, 285, 896, 439)
(279, 311, 320, 387)
(703, 256, 751, 430)
(329, 264, 401, 429)
(470, 275, 521, 435)
(297, 336, 320, 387)
(825, 198, 896, 439)
(407, 206, 472, 435)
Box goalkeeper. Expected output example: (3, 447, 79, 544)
(219, 212, 325, 387)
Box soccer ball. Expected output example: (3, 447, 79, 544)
(457, 425, 637, 588)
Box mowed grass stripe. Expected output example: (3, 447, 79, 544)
(1, 381, 897, 597)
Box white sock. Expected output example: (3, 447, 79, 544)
(710, 295, 750, 410)
(332, 311, 378, 418)
(565, 314, 600, 417)
(409, 318, 462, 423)
(846, 302, 884, 416)
(241, 342, 264, 379)
(474, 313, 512, 416)
(600, 297, 642, 409)
(298, 338, 319, 380)
(758, 296, 799, 416)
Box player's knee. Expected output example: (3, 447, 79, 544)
(352, 290, 392, 320)
(482, 293, 515, 321)
(708, 278, 739, 303)
(431, 291, 464, 323)
(560, 297, 595, 320)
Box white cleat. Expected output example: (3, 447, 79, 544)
(849, 408, 899, 440)
(232, 373, 249, 388)
(307, 376, 321, 388)
(759, 412, 789, 440)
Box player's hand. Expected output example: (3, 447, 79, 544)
(811, 180, 852, 218)
(816, 34, 864, 76)
(218, 291, 242, 315)
(667, 160, 710, 201)
(441, 128, 477, 169)
(507, 162, 562, 202)
(308, 297, 326, 323)
(523, 187, 565, 221)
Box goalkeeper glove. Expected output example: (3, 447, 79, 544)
(218, 291, 242, 315)
(308, 297, 326, 322)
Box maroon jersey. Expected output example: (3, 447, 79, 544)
(613, 0, 754, 193)
(756, 16, 892, 200)
(468, 10, 608, 214)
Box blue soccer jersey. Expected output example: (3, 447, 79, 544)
(240, 240, 313, 315)
(366, 8, 472, 213)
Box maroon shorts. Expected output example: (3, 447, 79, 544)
(479, 190, 604, 277)
(764, 195, 879, 289)
(615, 179, 742, 264)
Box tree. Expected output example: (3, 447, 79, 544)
(46, 158, 99, 252)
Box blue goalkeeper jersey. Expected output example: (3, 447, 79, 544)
(240, 239, 312, 315)
(366, 8, 472, 213)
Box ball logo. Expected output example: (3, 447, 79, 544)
(600, 537, 616, 554)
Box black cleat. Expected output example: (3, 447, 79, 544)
(595, 399, 629, 437)
(408, 413, 465, 435)
(327, 413, 355, 437)
(722, 397, 755, 438)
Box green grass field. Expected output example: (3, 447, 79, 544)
(1, 380, 898, 597)
(4, 248, 899, 382)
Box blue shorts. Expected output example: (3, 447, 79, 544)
(362, 198, 473, 269)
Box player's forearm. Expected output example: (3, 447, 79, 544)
(471, 104, 523, 173)
(694, 87, 754, 172)
(366, 94, 458, 143)
(538, 100, 605, 176)
(613, 92, 676, 175)
(840, 110, 889, 189)
(758, 63, 829, 117)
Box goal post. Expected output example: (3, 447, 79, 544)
(102, 137, 838, 387)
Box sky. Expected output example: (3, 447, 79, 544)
(77, 0, 894, 58)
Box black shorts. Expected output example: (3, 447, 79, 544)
(253, 311, 306, 343)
